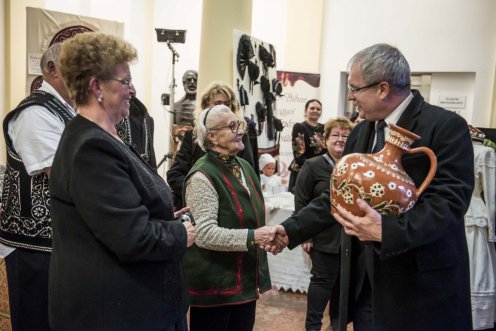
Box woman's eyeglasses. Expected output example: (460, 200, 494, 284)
(211, 120, 246, 133)
(107, 76, 133, 87)
(329, 134, 349, 141)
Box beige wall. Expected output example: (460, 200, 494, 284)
(492, 68, 496, 128)
(5, 0, 43, 111)
(1, 0, 5, 126)
(197, 0, 252, 95)
(284, 0, 323, 73)
(2, 0, 43, 164)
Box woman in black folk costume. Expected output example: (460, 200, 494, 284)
(288, 99, 326, 192)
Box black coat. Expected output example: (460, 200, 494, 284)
(116, 97, 157, 168)
(49, 115, 188, 331)
(282, 91, 474, 331)
(167, 130, 256, 209)
(294, 154, 340, 253)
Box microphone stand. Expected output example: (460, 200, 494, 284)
(159, 40, 180, 169)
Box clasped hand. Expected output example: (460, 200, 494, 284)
(254, 225, 288, 255)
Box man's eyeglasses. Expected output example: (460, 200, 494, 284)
(211, 120, 246, 133)
(108, 76, 133, 87)
(347, 81, 382, 95)
(329, 134, 348, 141)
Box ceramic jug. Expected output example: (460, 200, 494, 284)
(330, 124, 437, 217)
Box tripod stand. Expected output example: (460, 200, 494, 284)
(155, 28, 186, 169)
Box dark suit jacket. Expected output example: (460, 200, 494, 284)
(49, 115, 188, 331)
(282, 91, 474, 331)
(167, 129, 255, 209)
(116, 97, 157, 168)
(294, 154, 340, 253)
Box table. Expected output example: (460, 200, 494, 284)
(264, 192, 311, 293)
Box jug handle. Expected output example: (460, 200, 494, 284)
(405, 147, 437, 196)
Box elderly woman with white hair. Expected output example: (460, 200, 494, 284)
(183, 105, 283, 331)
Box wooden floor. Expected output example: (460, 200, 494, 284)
(254, 288, 353, 331)
(255, 289, 496, 331)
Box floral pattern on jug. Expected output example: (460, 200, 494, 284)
(331, 124, 437, 217)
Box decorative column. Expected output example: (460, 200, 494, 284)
(197, 0, 252, 96)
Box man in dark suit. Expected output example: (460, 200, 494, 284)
(272, 44, 474, 331)
(116, 95, 157, 169)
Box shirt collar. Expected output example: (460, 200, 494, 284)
(39, 81, 76, 114)
(383, 91, 413, 126)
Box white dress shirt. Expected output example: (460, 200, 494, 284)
(8, 81, 76, 175)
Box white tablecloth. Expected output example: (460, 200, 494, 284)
(265, 192, 311, 293)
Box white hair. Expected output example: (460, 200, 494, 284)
(194, 105, 232, 151)
(40, 43, 62, 76)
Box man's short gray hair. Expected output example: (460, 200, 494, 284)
(348, 43, 410, 91)
(40, 43, 62, 76)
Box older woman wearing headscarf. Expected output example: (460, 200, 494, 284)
(183, 105, 283, 331)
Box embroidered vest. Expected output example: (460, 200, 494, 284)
(183, 153, 271, 306)
(0, 90, 74, 252)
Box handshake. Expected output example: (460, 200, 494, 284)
(254, 225, 288, 255)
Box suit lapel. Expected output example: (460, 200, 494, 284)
(355, 121, 375, 153)
(395, 90, 424, 133)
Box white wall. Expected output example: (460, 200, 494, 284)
(43, 0, 149, 102)
(43, 0, 204, 174)
(251, 0, 287, 69)
(430, 73, 475, 120)
(5, 0, 495, 169)
(252, 0, 324, 74)
(150, 0, 202, 174)
(320, 0, 496, 127)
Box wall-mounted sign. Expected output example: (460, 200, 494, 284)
(27, 53, 42, 76)
(438, 95, 466, 109)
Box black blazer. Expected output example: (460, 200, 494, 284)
(294, 154, 340, 253)
(282, 91, 474, 331)
(49, 116, 188, 331)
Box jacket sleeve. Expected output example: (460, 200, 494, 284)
(166, 130, 194, 208)
(239, 133, 257, 174)
(294, 160, 315, 212)
(69, 136, 187, 263)
(147, 115, 157, 169)
(282, 189, 336, 249)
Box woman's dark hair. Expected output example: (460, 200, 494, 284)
(304, 99, 322, 111)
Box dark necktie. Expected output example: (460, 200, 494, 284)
(372, 120, 387, 153)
